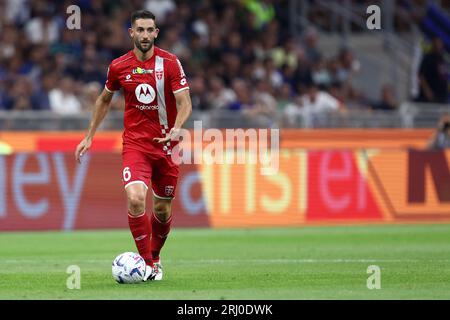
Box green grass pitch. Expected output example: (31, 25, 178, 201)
(1, 224, 450, 299)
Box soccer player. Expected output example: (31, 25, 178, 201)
(74, 10, 192, 281)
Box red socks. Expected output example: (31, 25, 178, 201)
(128, 212, 153, 266)
(150, 212, 172, 262)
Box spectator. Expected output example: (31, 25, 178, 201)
(223, 31, 244, 57)
(227, 79, 253, 111)
(221, 53, 242, 86)
(0, 86, 6, 110)
(276, 82, 294, 113)
(337, 48, 361, 99)
(219, 5, 240, 39)
(284, 84, 345, 128)
(311, 58, 332, 89)
(270, 37, 299, 69)
(328, 83, 346, 107)
(4, 0, 30, 26)
(189, 34, 208, 71)
(159, 27, 189, 60)
(76, 45, 106, 83)
(189, 75, 209, 111)
(303, 27, 321, 63)
(302, 83, 344, 114)
(0, 80, 14, 110)
(80, 81, 102, 111)
(293, 48, 312, 94)
(9, 76, 33, 111)
(280, 63, 297, 93)
(371, 85, 398, 111)
(0, 24, 19, 60)
(263, 57, 283, 89)
(144, 0, 176, 25)
(427, 114, 450, 150)
(51, 28, 82, 57)
(339, 48, 361, 78)
(416, 37, 448, 103)
(30, 73, 56, 111)
(191, 8, 213, 45)
(24, 4, 60, 45)
(0, 0, 423, 129)
(327, 57, 347, 87)
(244, 94, 278, 127)
(206, 76, 236, 110)
(11, 96, 31, 111)
(100, 18, 128, 58)
(205, 31, 223, 68)
(49, 76, 82, 115)
(242, 0, 275, 30)
(283, 96, 304, 127)
(28, 44, 50, 83)
(243, 79, 278, 127)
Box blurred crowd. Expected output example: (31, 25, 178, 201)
(0, 0, 448, 127)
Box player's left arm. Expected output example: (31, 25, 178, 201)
(153, 89, 192, 143)
(173, 89, 192, 129)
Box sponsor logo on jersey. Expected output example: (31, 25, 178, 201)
(132, 67, 153, 74)
(135, 83, 156, 104)
(135, 105, 159, 110)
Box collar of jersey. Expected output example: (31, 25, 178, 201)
(131, 47, 157, 64)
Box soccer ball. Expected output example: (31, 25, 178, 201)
(112, 252, 147, 284)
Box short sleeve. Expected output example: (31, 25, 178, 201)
(168, 58, 189, 94)
(105, 63, 121, 92)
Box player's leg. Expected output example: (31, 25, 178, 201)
(126, 182, 153, 264)
(151, 196, 173, 262)
(147, 195, 172, 281)
(148, 155, 179, 280)
(127, 182, 147, 215)
(122, 149, 153, 267)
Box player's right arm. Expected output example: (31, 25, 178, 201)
(75, 88, 114, 163)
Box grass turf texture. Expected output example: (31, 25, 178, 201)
(1, 224, 450, 299)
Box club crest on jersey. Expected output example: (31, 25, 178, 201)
(155, 69, 164, 80)
(132, 67, 153, 74)
(165, 185, 174, 196)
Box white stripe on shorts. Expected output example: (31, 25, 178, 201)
(124, 180, 148, 190)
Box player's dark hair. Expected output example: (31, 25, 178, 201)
(131, 10, 156, 25)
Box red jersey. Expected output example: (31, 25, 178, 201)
(105, 46, 189, 155)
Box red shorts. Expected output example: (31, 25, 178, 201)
(122, 148, 179, 199)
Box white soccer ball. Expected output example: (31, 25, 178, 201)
(112, 252, 147, 284)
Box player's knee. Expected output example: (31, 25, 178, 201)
(153, 201, 171, 222)
(127, 192, 146, 215)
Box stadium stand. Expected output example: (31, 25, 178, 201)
(0, 0, 448, 129)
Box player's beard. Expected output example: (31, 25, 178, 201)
(135, 38, 154, 53)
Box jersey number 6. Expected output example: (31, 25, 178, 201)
(123, 167, 131, 182)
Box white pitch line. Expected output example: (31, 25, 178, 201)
(1, 258, 449, 264)
(179, 259, 450, 264)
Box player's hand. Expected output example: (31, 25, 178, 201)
(75, 137, 92, 164)
(153, 128, 181, 144)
